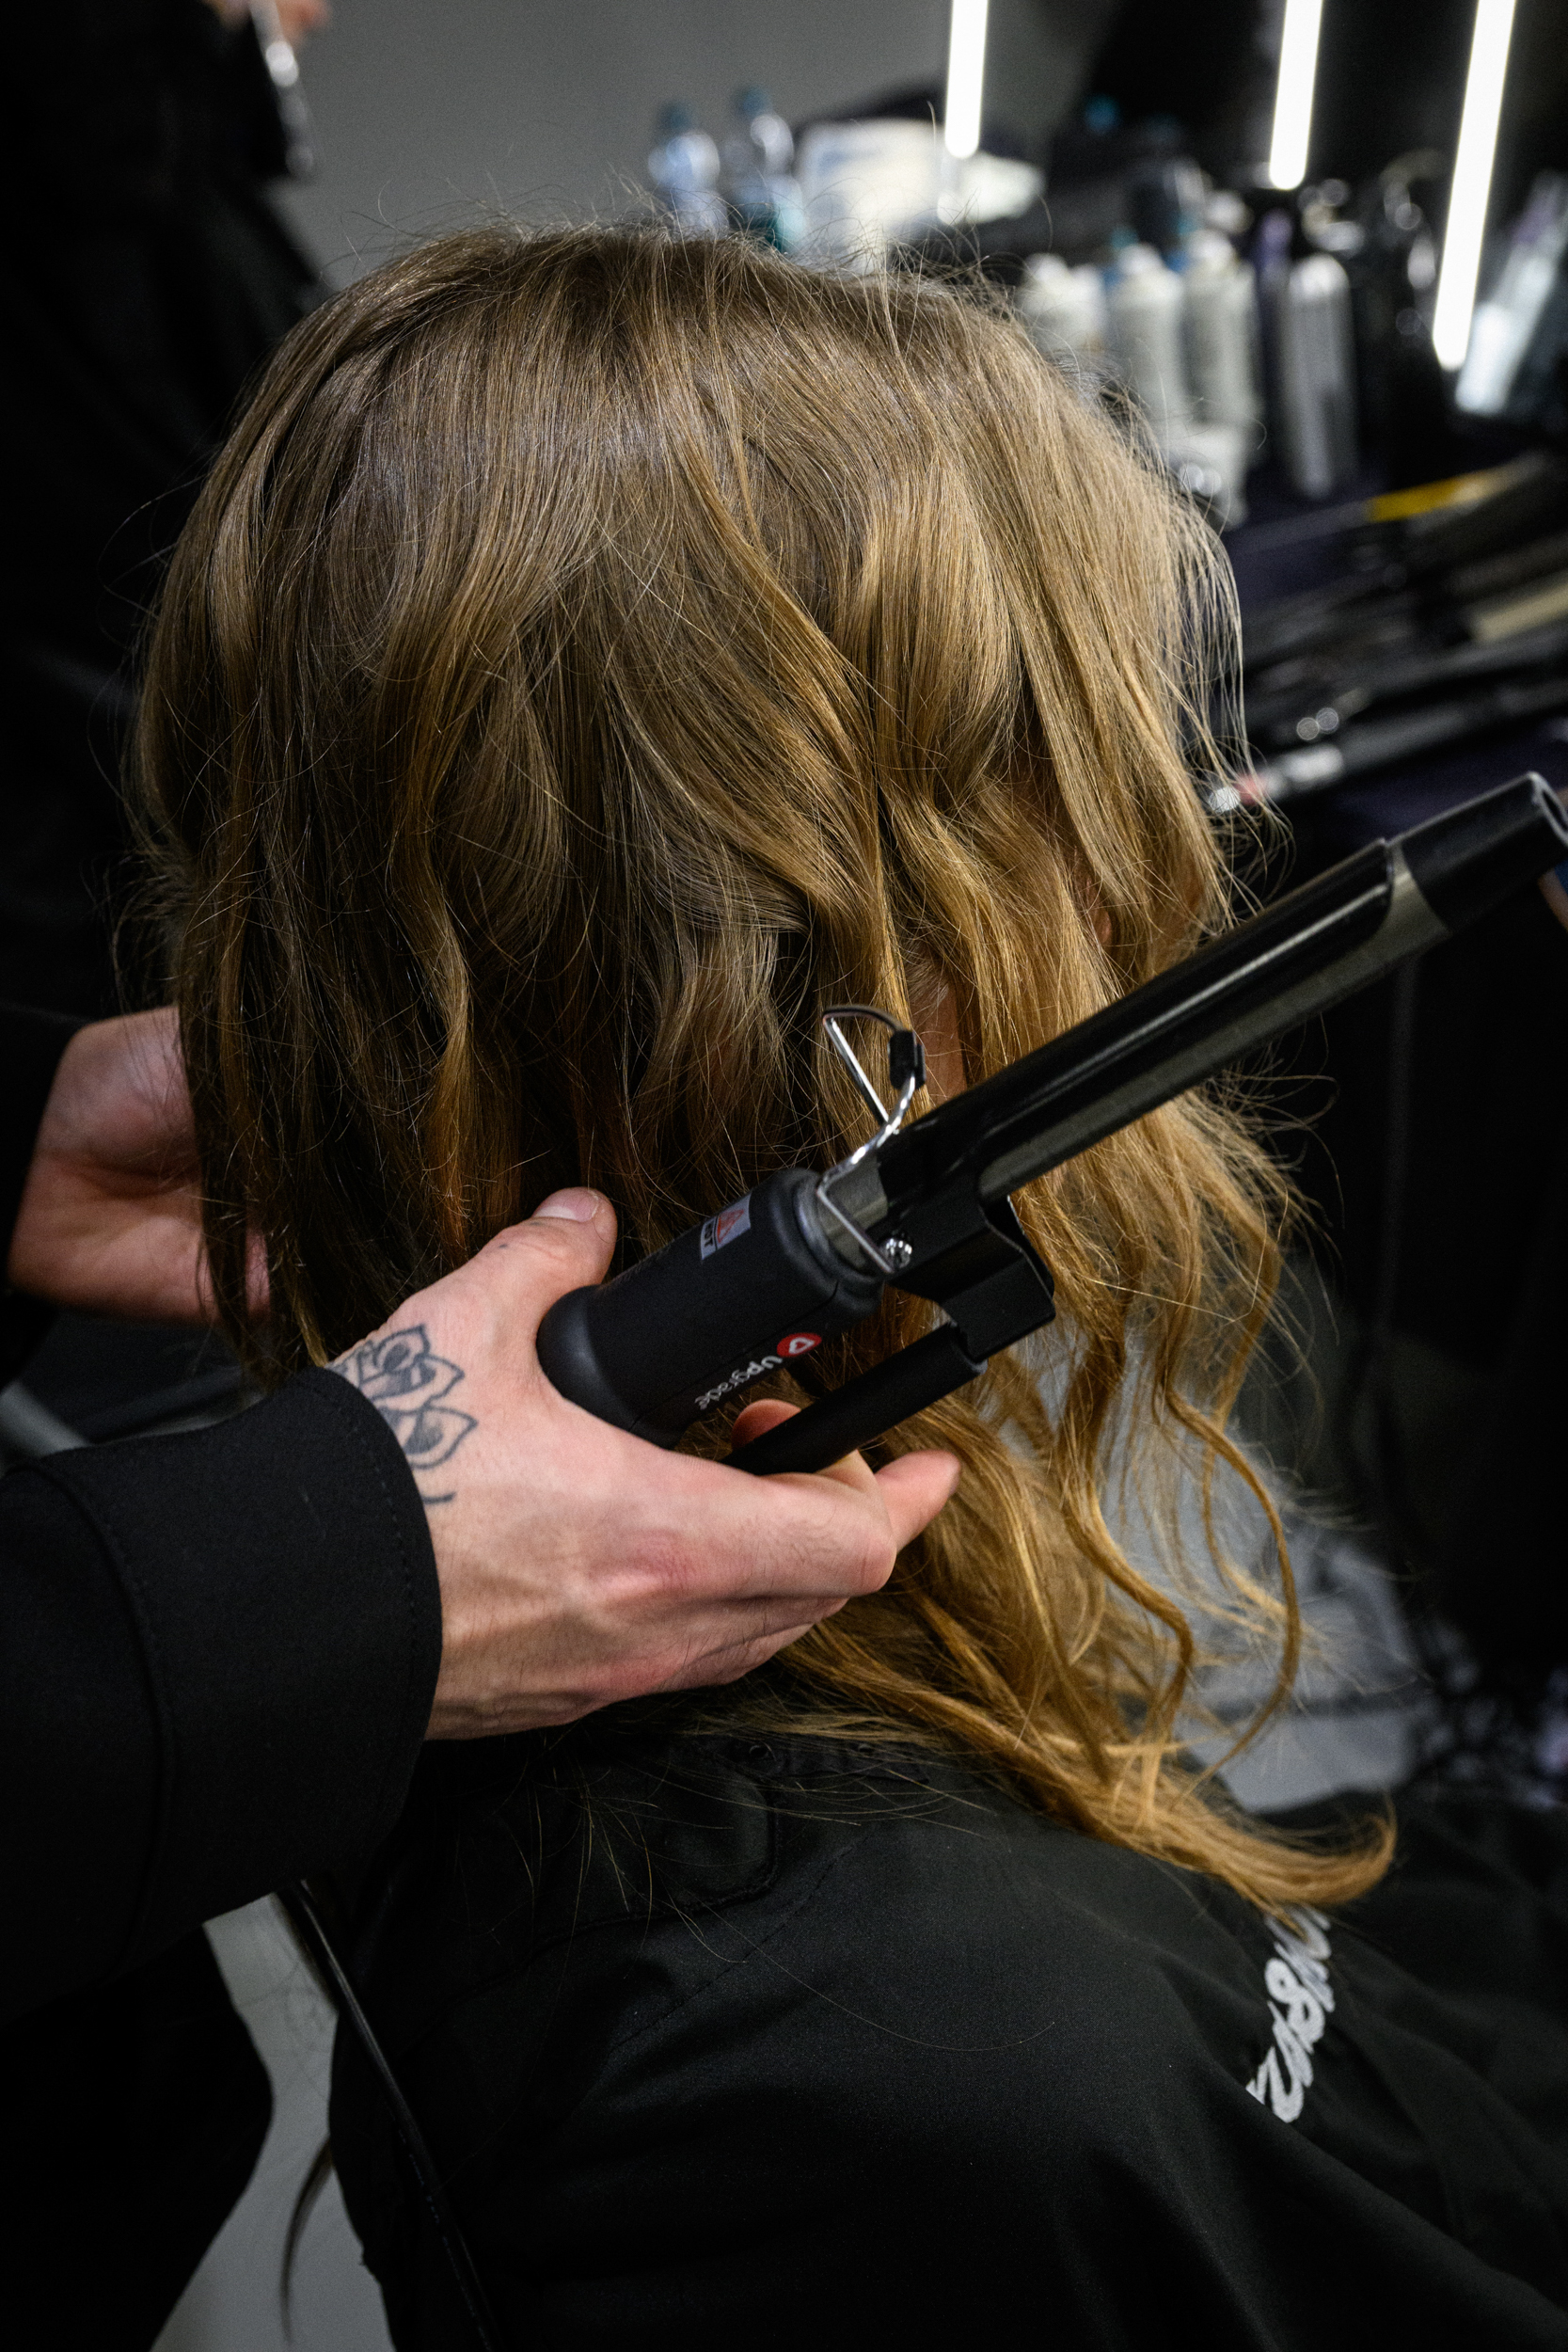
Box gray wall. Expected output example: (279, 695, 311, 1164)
(276, 0, 951, 279)
(275, 0, 1115, 279)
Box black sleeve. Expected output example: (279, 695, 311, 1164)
(1, 1365, 442, 2023)
(0, 1000, 85, 1385)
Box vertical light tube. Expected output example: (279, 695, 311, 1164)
(1433, 0, 1520, 370)
(1267, 0, 1325, 190)
(943, 0, 990, 161)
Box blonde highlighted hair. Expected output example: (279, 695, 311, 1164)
(136, 224, 1387, 1914)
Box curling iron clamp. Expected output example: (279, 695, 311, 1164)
(538, 773, 1568, 1475)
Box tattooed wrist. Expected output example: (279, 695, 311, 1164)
(331, 1324, 477, 1502)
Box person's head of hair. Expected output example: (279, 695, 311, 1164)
(137, 223, 1386, 1913)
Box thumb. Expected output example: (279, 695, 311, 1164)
(477, 1188, 618, 1338)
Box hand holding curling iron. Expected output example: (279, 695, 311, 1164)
(333, 1191, 958, 1738)
(9, 1029, 958, 1734)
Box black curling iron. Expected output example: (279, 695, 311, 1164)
(538, 773, 1568, 1475)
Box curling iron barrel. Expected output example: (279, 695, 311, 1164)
(537, 774, 1568, 1475)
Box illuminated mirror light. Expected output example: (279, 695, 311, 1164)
(1433, 0, 1520, 370)
(944, 0, 990, 162)
(1268, 0, 1325, 189)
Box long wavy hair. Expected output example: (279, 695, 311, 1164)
(135, 224, 1387, 1915)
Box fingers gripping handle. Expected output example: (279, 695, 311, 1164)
(535, 1167, 886, 1445)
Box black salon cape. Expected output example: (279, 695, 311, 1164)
(2, 1007, 442, 2340)
(331, 1722, 1568, 2351)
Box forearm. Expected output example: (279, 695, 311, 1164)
(0, 1369, 441, 2022)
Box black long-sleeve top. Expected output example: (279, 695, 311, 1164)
(1, 1006, 442, 2026)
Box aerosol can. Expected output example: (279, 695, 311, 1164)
(1275, 252, 1359, 499)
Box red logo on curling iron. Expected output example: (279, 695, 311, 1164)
(777, 1332, 822, 1359)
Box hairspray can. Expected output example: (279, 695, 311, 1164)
(1275, 253, 1359, 499)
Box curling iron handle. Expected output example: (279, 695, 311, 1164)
(535, 1166, 886, 1444)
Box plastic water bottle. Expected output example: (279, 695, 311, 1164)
(721, 87, 805, 250)
(649, 104, 727, 236)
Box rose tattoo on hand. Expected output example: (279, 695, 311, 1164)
(332, 1326, 478, 1482)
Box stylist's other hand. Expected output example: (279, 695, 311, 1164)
(333, 1190, 960, 1738)
(8, 1009, 266, 1326)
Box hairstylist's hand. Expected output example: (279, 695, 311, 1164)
(8, 1009, 267, 1326)
(332, 1191, 959, 1737)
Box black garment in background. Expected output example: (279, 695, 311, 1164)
(1, 1007, 441, 2340)
(1434, 1146, 1568, 1665)
(13, 1933, 273, 2347)
(331, 1715, 1568, 2351)
(7, 0, 318, 1017)
(1268, 804, 1568, 1680)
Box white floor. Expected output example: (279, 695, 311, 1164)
(153, 1899, 393, 2352)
